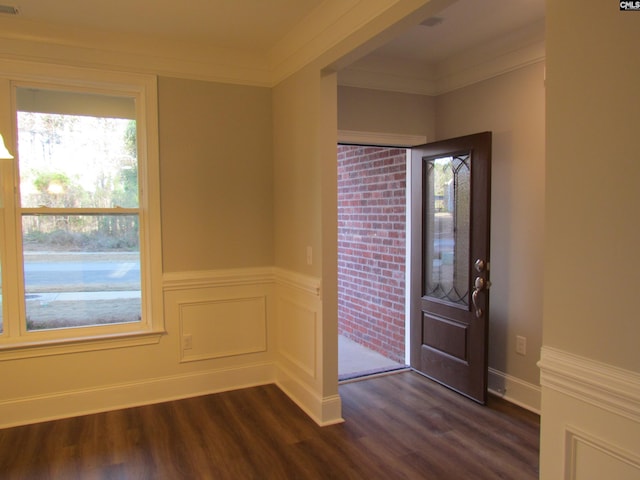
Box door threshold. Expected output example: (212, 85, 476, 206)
(339, 365, 411, 384)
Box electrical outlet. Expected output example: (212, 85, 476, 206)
(182, 334, 193, 350)
(516, 335, 527, 356)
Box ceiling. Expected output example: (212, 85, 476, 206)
(375, 0, 544, 64)
(2, 0, 325, 52)
(0, 0, 544, 89)
(343, 0, 545, 94)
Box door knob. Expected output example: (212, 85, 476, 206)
(472, 275, 488, 318)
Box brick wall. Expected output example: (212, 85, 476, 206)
(337, 145, 406, 363)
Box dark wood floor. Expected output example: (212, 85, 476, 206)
(0, 371, 539, 479)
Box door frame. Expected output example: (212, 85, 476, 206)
(338, 131, 491, 374)
(337, 130, 427, 367)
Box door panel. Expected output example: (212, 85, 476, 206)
(410, 132, 491, 404)
(422, 313, 468, 360)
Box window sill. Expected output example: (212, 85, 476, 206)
(0, 329, 166, 361)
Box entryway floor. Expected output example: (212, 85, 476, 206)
(338, 335, 408, 381)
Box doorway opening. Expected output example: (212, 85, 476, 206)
(337, 144, 410, 381)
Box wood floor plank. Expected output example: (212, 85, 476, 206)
(0, 372, 539, 479)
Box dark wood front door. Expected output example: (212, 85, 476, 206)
(410, 132, 492, 404)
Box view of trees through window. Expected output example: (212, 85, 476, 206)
(14, 105, 142, 332)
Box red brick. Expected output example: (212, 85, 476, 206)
(338, 145, 406, 364)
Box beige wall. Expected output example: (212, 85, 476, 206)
(338, 86, 436, 140)
(435, 62, 545, 392)
(544, 1, 639, 372)
(272, 65, 324, 276)
(539, 2, 640, 478)
(159, 77, 273, 272)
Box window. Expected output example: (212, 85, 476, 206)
(0, 61, 164, 357)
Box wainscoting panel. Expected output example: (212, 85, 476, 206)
(179, 296, 267, 362)
(566, 427, 640, 480)
(272, 268, 342, 426)
(539, 347, 640, 479)
(0, 267, 343, 429)
(277, 295, 317, 378)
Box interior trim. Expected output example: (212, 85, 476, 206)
(0, 362, 274, 429)
(488, 367, 541, 414)
(163, 267, 274, 291)
(538, 346, 640, 423)
(564, 425, 640, 479)
(338, 129, 427, 147)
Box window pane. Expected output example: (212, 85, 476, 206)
(16, 89, 138, 209)
(23, 215, 141, 331)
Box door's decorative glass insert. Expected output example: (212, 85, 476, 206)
(423, 154, 470, 306)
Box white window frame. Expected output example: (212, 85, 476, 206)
(0, 60, 165, 360)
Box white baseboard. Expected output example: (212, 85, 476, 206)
(488, 367, 541, 414)
(0, 362, 275, 429)
(276, 363, 343, 427)
(274, 269, 343, 426)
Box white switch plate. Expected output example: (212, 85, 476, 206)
(306, 246, 312, 266)
(516, 335, 527, 356)
(182, 334, 193, 350)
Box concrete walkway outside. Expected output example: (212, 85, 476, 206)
(338, 335, 407, 381)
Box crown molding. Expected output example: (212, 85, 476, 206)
(434, 39, 544, 95)
(0, 16, 271, 87)
(433, 19, 545, 95)
(337, 53, 437, 95)
(0, 4, 544, 94)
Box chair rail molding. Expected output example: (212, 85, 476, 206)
(538, 346, 640, 423)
